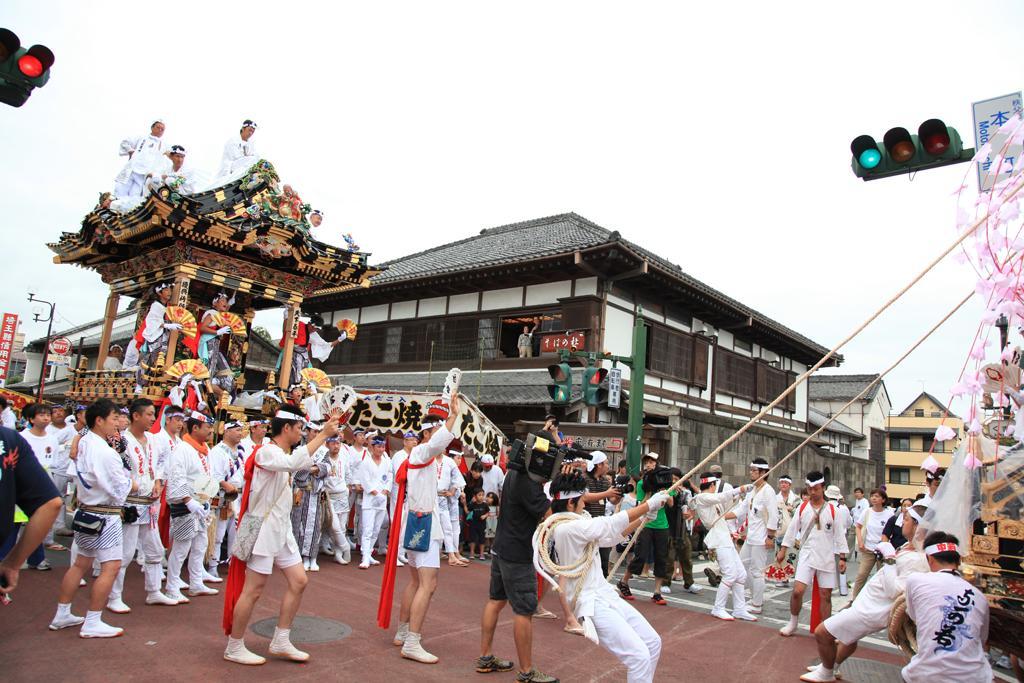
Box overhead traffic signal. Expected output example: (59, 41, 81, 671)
(582, 365, 608, 406)
(850, 118, 971, 181)
(547, 362, 573, 404)
(0, 28, 55, 108)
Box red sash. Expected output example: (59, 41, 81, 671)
(222, 445, 263, 636)
(376, 457, 432, 629)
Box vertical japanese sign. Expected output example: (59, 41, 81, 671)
(973, 92, 1023, 192)
(0, 313, 19, 387)
(607, 367, 622, 409)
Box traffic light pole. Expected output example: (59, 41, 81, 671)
(556, 314, 648, 477)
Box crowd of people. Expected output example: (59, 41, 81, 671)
(0, 394, 997, 682)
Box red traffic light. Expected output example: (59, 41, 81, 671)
(883, 127, 915, 164)
(18, 54, 41, 77)
(918, 118, 951, 157)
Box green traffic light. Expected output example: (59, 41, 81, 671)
(858, 149, 881, 169)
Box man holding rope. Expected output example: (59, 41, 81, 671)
(534, 469, 670, 683)
(777, 471, 849, 637)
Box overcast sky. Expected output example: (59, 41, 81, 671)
(3, 1, 1021, 414)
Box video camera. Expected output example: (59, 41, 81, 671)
(642, 465, 674, 494)
(507, 432, 592, 483)
(612, 473, 634, 495)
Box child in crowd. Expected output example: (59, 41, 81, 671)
(484, 492, 499, 556)
(466, 489, 490, 560)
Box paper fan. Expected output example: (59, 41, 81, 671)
(166, 306, 198, 339)
(300, 367, 332, 390)
(320, 384, 357, 417)
(981, 362, 1021, 392)
(166, 358, 210, 380)
(213, 311, 247, 337)
(335, 318, 358, 341)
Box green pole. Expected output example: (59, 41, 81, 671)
(626, 314, 647, 478)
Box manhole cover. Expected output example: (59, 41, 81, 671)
(250, 616, 352, 643)
(833, 656, 904, 682)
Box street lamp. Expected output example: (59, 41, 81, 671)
(28, 292, 55, 401)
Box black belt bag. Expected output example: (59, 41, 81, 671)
(72, 510, 107, 536)
(122, 506, 140, 524)
(169, 502, 191, 518)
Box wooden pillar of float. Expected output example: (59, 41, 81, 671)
(278, 302, 300, 390)
(95, 290, 120, 370)
(163, 274, 191, 373)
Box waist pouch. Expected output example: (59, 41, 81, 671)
(72, 510, 107, 536)
(169, 502, 191, 518)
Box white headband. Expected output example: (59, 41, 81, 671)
(421, 419, 443, 429)
(750, 462, 770, 470)
(699, 476, 718, 485)
(805, 477, 824, 486)
(925, 542, 960, 555)
(779, 477, 792, 483)
(553, 489, 586, 501)
(273, 410, 305, 422)
(189, 411, 214, 424)
(907, 507, 925, 524)
(223, 421, 243, 429)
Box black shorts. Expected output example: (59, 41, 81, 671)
(489, 555, 538, 616)
(628, 527, 669, 578)
(468, 522, 486, 544)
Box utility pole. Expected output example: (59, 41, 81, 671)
(28, 292, 55, 401)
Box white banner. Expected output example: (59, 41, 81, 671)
(347, 390, 505, 456)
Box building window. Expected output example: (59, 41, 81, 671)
(646, 325, 709, 389)
(714, 347, 795, 410)
(921, 437, 943, 454)
(733, 337, 753, 353)
(889, 467, 910, 485)
(889, 436, 910, 451)
(839, 442, 851, 455)
(913, 409, 924, 417)
(498, 311, 562, 358)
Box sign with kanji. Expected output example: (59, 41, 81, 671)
(561, 433, 625, 452)
(49, 337, 72, 356)
(347, 390, 505, 457)
(540, 331, 586, 354)
(973, 92, 1023, 192)
(0, 313, 18, 387)
(47, 355, 71, 367)
(608, 367, 622, 409)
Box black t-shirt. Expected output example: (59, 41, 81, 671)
(467, 500, 489, 527)
(464, 475, 484, 505)
(493, 470, 550, 564)
(882, 512, 907, 549)
(584, 472, 611, 518)
(0, 426, 61, 541)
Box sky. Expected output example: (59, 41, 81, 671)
(2, 1, 1022, 414)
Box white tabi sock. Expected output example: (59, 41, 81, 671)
(787, 614, 798, 630)
(84, 610, 102, 625)
(272, 627, 291, 645)
(56, 602, 72, 618)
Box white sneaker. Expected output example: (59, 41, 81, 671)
(684, 584, 702, 594)
(710, 608, 735, 621)
(733, 610, 758, 621)
(269, 639, 310, 662)
(747, 604, 763, 614)
(49, 613, 85, 631)
(80, 620, 124, 638)
(661, 586, 672, 594)
(188, 585, 219, 597)
(145, 591, 178, 606)
(779, 621, 798, 637)
(224, 640, 266, 666)
(166, 590, 190, 604)
(308, 559, 319, 572)
(203, 569, 223, 584)
(799, 664, 836, 682)
(401, 633, 438, 664)
(106, 597, 131, 614)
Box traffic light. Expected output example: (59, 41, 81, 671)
(850, 118, 970, 181)
(547, 362, 573, 404)
(0, 28, 55, 108)
(582, 365, 608, 406)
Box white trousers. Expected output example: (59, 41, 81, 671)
(438, 496, 456, 553)
(739, 540, 769, 607)
(349, 491, 362, 539)
(449, 498, 461, 550)
(112, 523, 164, 598)
(166, 529, 206, 592)
(591, 599, 662, 683)
(360, 507, 387, 562)
(712, 545, 747, 613)
(209, 517, 236, 569)
(115, 171, 148, 198)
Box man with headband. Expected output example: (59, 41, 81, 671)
(801, 501, 930, 682)
(692, 472, 756, 621)
(218, 119, 259, 178)
(207, 419, 246, 578)
(777, 471, 849, 637)
(735, 457, 778, 614)
(321, 433, 352, 565)
(292, 421, 330, 572)
(357, 434, 392, 569)
(899, 531, 991, 682)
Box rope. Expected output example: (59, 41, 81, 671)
(533, 512, 598, 610)
(607, 280, 983, 582)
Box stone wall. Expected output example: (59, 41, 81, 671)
(665, 408, 879, 494)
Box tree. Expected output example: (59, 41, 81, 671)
(252, 325, 274, 344)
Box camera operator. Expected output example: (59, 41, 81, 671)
(581, 451, 620, 576)
(664, 468, 701, 594)
(477, 456, 576, 683)
(617, 454, 675, 605)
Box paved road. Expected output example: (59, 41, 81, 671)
(1, 544, 910, 682)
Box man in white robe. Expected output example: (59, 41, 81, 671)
(357, 436, 392, 568)
(217, 119, 258, 178)
(207, 420, 246, 576)
(148, 144, 197, 195)
(115, 120, 167, 197)
(735, 458, 778, 614)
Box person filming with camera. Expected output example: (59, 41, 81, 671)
(534, 468, 672, 682)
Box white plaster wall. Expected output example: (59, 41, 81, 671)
(525, 281, 572, 306)
(604, 306, 635, 381)
(418, 297, 446, 318)
(607, 293, 633, 311)
(361, 304, 389, 324)
(481, 287, 523, 310)
(331, 308, 360, 324)
(448, 293, 478, 314)
(390, 301, 417, 320)
(574, 277, 598, 296)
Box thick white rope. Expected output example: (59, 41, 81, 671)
(533, 512, 597, 609)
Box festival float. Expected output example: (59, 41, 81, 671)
(47, 159, 381, 422)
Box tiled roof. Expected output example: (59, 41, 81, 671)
(808, 374, 884, 402)
(326, 369, 583, 406)
(355, 212, 833, 362)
